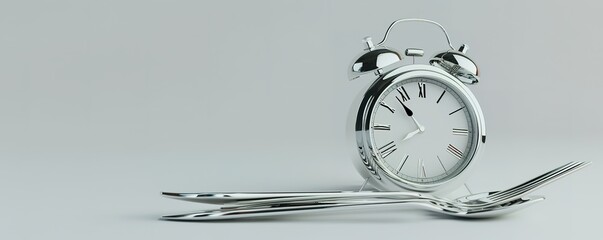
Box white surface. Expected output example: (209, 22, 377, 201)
(0, 0, 601, 239)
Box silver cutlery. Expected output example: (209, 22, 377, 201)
(161, 194, 545, 220)
(161, 161, 589, 220)
(164, 161, 587, 206)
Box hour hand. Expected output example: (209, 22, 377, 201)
(396, 96, 426, 131)
(402, 128, 422, 142)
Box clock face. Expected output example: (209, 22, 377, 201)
(369, 77, 477, 184)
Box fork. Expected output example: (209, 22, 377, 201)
(163, 161, 590, 209)
(161, 195, 546, 220)
(161, 162, 589, 220)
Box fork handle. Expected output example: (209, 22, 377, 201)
(162, 191, 428, 206)
(161, 199, 438, 221)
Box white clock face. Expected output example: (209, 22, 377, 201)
(370, 77, 476, 184)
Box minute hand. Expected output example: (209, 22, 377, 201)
(396, 96, 414, 117)
(396, 96, 426, 131)
(410, 116, 425, 132)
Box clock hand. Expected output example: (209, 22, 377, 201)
(396, 96, 426, 132)
(396, 96, 414, 116)
(410, 116, 426, 132)
(401, 120, 427, 141)
(401, 128, 421, 141)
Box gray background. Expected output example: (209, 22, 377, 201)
(1, 0, 601, 239)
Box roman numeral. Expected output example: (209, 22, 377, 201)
(397, 86, 410, 102)
(396, 155, 409, 173)
(417, 159, 426, 178)
(373, 124, 391, 131)
(447, 144, 463, 160)
(452, 128, 469, 136)
(418, 82, 426, 98)
(437, 155, 448, 175)
(379, 141, 397, 158)
(449, 106, 465, 115)
(436, 90, 446, 104)
(379, 101, 395, 113)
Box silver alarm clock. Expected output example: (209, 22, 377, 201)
(348, 19, 486, 194)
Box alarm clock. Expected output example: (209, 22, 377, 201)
(348, 19, 486, 194)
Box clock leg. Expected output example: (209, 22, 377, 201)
(358, 177, 370, 192)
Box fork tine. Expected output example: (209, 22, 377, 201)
(490, 161, 586, 202)
(487, 162, 580, 202)
(488, 161, 590, 203)
(487, 161, 579, 200)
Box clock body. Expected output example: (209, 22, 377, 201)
(349, 64, 486, 193)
